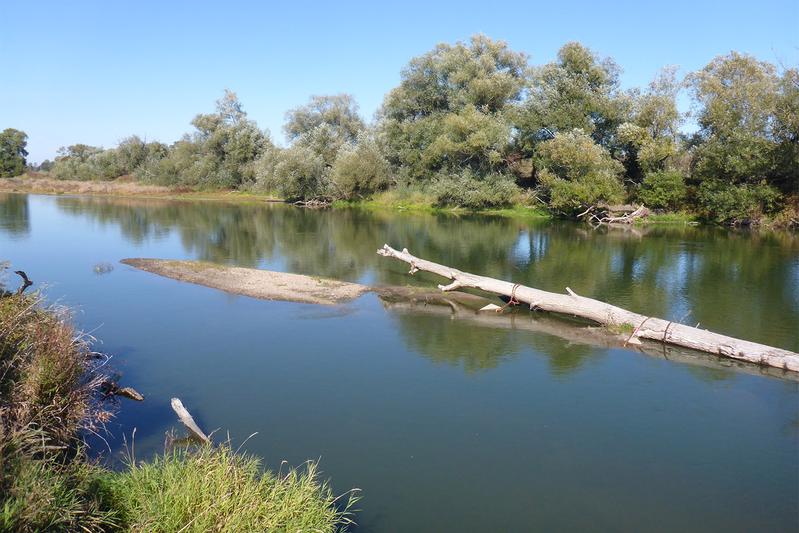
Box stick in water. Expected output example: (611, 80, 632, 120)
(170, 398, 210, 444)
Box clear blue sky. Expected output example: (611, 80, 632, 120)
(2, 0, 797, 163)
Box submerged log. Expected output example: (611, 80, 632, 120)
(377, 244, 799, 372)
(170, 398, 211, 444)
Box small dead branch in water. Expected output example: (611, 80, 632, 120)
(581, 204, 650, 227)
(14, 270, 32, 295)
(293, 198, 331, 209)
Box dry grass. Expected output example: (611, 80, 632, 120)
(0, 291, 115, 532)
(0, 175, 173, 196)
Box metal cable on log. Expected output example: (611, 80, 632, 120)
(377, 244, 799, 373)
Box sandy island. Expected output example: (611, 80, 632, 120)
(121, 258, 371, 305)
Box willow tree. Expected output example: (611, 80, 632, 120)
(517, 42, 630, 154)
(138, 91, 269, 188)
(380, 34, 528, 182)
(688, 53, 795, 222)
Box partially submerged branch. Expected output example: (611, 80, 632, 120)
(377, 244, 799, 372)
(170, 398, 211, 444)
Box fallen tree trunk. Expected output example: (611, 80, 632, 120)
(377, 244, 799, 372)
(381, 297, 798, 382)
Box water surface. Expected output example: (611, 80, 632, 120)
(1, 193, 797, 532)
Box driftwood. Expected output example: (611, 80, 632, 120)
(14, 271, 32, 295)
(381, 296, 798, 382)
(170, 398, 211, 444)
(102, 380, 145, 401)
(377, 244, 799, 372)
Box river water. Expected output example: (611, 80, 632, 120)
(1, 193, 798, 532)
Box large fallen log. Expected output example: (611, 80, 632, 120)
(381, 296, 798, 381)
(377, 244, 799, 372)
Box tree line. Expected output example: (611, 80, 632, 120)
(7, 35, 799, 224)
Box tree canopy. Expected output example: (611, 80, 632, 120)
(0, 128, 28, 177)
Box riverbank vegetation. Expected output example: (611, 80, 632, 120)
(6, 36, 798, 226)
(0, 283, 356, 532)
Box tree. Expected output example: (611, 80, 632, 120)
(0, 128, 28, 177)
(687, 52, 792, 221)
(518, 42, 629, 154)
(139, 90, 269, 188)
(330, 132, 391, 199)
(284, 94, 365, 144)
(380, 34, 528, 181)
(535, 129, 625, 215)
(617, 67, 683, 182)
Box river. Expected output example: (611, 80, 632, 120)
(1, 193, 798, 532)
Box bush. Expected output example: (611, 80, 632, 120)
(639, 170, 687, 209)
(330, 134, 391, 199)
(697, 179, 782, 224)
(431, 170, 518, 209)
(535, 130, 624, 216)
(266, 144, 329, 201)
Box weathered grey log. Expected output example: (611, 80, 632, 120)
(381, 296, 799, 382)
(377, 244, 799, 372)
(170, 398, 210, 444)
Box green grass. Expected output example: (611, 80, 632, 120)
(97, 444, 358, 533)
(334, 189, 551, 219)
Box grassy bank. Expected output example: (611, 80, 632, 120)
(5, 174, 795, 228)
(0, 287, 356, 532)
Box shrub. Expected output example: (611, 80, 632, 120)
(697, 179, 782, 224)
(330, 134, 391, 199)
(639, 170, 687, 209)
(267, 144, 329, 201)
(431, 169, 518, 209)
(535, 130, 624, 216)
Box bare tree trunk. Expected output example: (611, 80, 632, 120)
(377, 244, 799, 372)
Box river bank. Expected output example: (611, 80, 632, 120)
(0, 287, 357, 532)
(0, 175, 707, 225)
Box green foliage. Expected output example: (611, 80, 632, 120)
(688, 53, 795, 190)
(518, 42, 629, 152)
(639, 170, 687, 209)
(381, 34, 528, 180)
(431, 169, 518, 209)
(0, 129, 28, 177)
(260, 143, 328, 201)
(1, 430, 116, 533)
(330, 133, 391, 199)
(52, 139, 168, 182)
(697, 179, 781, 224)
(535, 129, 624, 214)
(284, 94, 364, 145)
